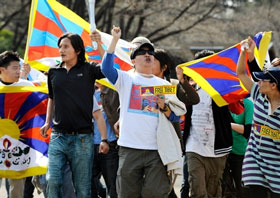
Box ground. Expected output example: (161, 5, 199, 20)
(0, 175, 182, 197)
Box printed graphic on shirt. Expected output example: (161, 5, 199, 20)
(188, 89, 215, 151)
(128, 84, 159, 117)
(191, 109, 214, 146)
(254, 124, 280, 140)
(140, 85, 176, 96)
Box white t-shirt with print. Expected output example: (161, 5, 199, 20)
(115, 70, 170, 150)
(185, 88, 226, 157)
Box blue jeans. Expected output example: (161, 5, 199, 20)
(47, 132, 94, 198)
(92, 142, 119, 198)
(41, 163, 76, 198)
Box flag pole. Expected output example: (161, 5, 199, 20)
(24, 0, 37, 63)
(86, 0, 98, 50)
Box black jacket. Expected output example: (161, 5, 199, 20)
(48, 62, 104, 133)
(248, 58, 261, 82)
(183, 100, 233, 155)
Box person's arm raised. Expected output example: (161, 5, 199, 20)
(176, 66, 200, 105)
(246, 36, 261, 81)
(247, 36, 255, 62)
(107, 26, 121, 53)
(90, 30, 105, 59)
(236, 40, 254, 93)
(101, 26, 121, 84)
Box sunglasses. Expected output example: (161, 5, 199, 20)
(135, 50, 155, 57)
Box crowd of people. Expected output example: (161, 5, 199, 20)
(0, 26, 280, 198)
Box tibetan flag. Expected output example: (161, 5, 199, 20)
(24, 0, 134, 73)
(178, 31, 272, 107)
(0, 86, 50, 179)
(253, 32, 272, 70)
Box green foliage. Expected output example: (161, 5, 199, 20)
(0, 29, 25, 57)
(0, 29, 14, 53)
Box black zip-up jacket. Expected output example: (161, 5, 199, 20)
(183, 100, 233, 155)
(48, 61, 104, 133)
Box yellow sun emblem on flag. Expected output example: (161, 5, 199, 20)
(0, 118, 21, 140)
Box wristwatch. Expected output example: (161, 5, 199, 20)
(160, 104, 169, 112)
(101, 139, 109, 144)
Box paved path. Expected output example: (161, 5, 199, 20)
(0, 175, 182, 197)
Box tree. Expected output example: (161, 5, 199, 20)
(0, 0, 30, 55)
(0, 0, 279, 60)
(0, 29, 14, 53)
(0, 0, 224, 53)
(93, 0, 222, 42)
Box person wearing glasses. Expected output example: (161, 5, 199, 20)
(0, 51, 35, 198)
(101, 26, 186, 198)
(237, 38, 280, 198)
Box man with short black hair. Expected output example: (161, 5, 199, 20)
(0, 50, 34, 198)
(40, 33, 109, 198)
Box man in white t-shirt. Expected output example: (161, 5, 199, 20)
(101, 27, 185, 198)
(0, 51, 34, 198)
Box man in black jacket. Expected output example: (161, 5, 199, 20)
(40, 33, 109, 198)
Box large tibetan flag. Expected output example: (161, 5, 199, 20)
(24, 0, 134, 73)
(0, 86, 50, 179)
(178, 31, 272, 107)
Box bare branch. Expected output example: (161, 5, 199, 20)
(105, 0, 115, 33)
(0, 1, 30, 31)
(13, 24, 28, 51)
(96, 1, 111, 22)
(146, 0, 198, 38)
(151, 3, 217, 43)
(114, 5, 133, 15)
(119, 13, 124, 35)
(124, 15, 135, 39)
(132, 16, 145, 39)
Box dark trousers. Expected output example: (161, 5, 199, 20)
(91, 142, 119, 198)
(180, 155, 189, 198)
(169, 188, 178, 198)
(117, 147, 170, 198)
(222, 153, 246, 198)
(247, 185, 280, 198)
(24, 177, 34, 198)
